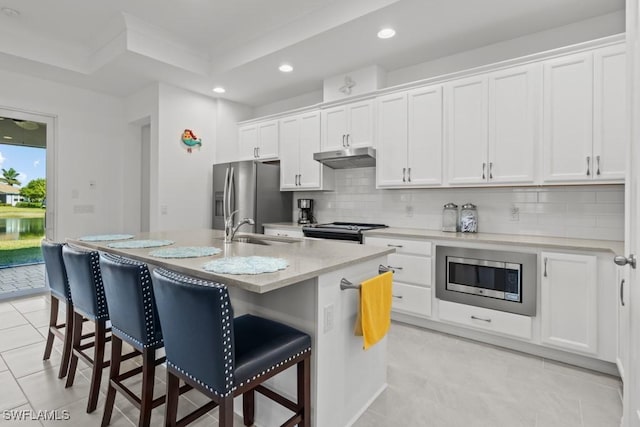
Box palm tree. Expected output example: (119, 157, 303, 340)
(0, 168, 21, 186)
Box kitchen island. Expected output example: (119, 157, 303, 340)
(68, 229, 394, 426)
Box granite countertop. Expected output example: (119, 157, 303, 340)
(363, 227, 624, 254)
(68, 229, 393, 294)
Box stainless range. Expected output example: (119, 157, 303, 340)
(302, 222, 388, 243)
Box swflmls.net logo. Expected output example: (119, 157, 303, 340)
(3, 409, 71, 421)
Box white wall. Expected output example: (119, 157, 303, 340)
(294, 168, 624, 241)
(0, 68, 135, 240)
(156, 83, 217, 230)
(253, 90, 322, 118)
(215, 99, 253, 164)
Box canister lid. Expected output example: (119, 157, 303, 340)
(443, 203, 458, 209)
(461, 203, 476, 209)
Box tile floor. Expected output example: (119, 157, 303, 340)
(0, 294, 623, 427)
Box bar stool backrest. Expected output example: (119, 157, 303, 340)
(151, 268, 235, 397)
(61, 245, 108, 321)
(41, 240, 72, 302)
(99, 253, 162, 349)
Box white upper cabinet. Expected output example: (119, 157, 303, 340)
(321, 100, 374, 150)
(488, 64, 539, 184)
(543, 45, 626, 183)
(377, 86, 443, 188)
(279, 111, 333, 191)
(446, 65, 538, 185)
(446, 76, 489, 184)
(238, 120, 279, 161)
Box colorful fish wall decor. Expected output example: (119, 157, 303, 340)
(181, 129, 202, 153)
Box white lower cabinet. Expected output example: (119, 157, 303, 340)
(365, 235, 432, 317)
(438, 300, 533, 340)
(540, 251, 598, 355)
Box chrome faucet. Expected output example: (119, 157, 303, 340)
(224, 210, 255, 243)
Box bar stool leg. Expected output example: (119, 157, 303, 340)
(101, 335, 122, 427)
(164, 371, 180, 427)
(242, 389, 255, 426)
(139, 348, 156, 427)
(58, 303, 74, 379)
(65, 312, 84, 388)
(219, 396, 234, 427)
(87, 319, 107, 413)
(42, 296, 58, 362)
(299, 356, 311, 427)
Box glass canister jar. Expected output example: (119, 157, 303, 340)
(460, 203, 478, 233)
(442, 203, 459, 232)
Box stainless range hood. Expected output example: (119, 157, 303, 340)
(313, 147, 376, 169)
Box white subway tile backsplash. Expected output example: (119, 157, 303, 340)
(293, 168, 624, 241)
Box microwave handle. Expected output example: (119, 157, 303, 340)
(543, 257, 548, 277)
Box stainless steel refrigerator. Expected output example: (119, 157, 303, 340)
(212, 161, 292, 234)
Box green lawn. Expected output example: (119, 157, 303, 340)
(0, 206, 45, 267)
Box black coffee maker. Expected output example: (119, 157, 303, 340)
(297, 199, 314, 224)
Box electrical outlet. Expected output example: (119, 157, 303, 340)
(160, 205, 168, 215)
(406, 205, 414, 217)
(323, 303, 334, 333)
(510, 206, 520, 222)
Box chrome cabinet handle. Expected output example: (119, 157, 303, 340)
(257, 147, 260, 157)
(387, 265, 403, 270)
(387, 244, 403, 248)
(544, 257, 548, 277)
(620, 279, 625, 306)
(596, 155, 601, 176)
(471, 315, 491, 323)
(345, 134, 350, 147)
(489, 162, 493, 179)
(392, 295, 404, 299)
(586, 156, 591, 176)
(407, 167, 411, 182)
(298, 174, 301, 186)
(482, 163, 486, 180)
(402, 168, 406, 182)
(253, 147, 257, 158)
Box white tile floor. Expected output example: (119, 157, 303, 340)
(0, 294, 623, 426)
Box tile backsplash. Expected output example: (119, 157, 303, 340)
(294, 167, 624, 241)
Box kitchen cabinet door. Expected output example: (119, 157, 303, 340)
(321, 106, 348, 151)
(543, 52, 594, 182)
(238, 124, 258, 161)
(298, 111, 322, 188)
(347, 100, 374, 148)
(377, 92, 408, 187)
(257, 120, 279, 160)
(446, 76, 488, 185)
(593, 44, 626, 182)
(279, 116, 300, 190)
(541, 252, 598, 355)
(488, 64, 539, 184)
(407, 86, 443, 186)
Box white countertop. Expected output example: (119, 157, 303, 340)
(363, 227, 624, 254)
(68, 229, 393, 294)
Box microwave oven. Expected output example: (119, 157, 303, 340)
(435, 246, 537, 316)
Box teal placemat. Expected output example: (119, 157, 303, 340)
(149, 246, 221, 258)
(203, 256, 288, 275)
(78, 234, 135, 242)
(107, 240, 174, 249)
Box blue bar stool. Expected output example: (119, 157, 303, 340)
(99, 253, 190, 427)
(151, 268, 312, 427)
(41, 240, 74, 379)
(62, 245, 111, 413)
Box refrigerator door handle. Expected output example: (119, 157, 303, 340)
(223, 167, 230, 227)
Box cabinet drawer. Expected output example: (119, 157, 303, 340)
(365, 236, 431, 256)
(438, 300, 532, 340)
(264, 228, 304, 238)
(386, 253, 431, 286)
(392, 283, 431, 317)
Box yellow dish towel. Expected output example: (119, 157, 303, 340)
(354, 271, 393, 350)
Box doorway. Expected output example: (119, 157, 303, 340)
(0, 108, 54, 300)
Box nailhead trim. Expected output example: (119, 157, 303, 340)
(89, 251, 109, 319)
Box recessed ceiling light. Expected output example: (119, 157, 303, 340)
(279, 64, 293, 73)
(212, 87, 226, 94)
(1, 7, 20, 17)
(377, 28, 396, 39)
(3, 136, 13, 140)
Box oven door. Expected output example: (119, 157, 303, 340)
(446, 257, 521, 302)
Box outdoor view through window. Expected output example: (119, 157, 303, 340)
(0, 116, 46, 296)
